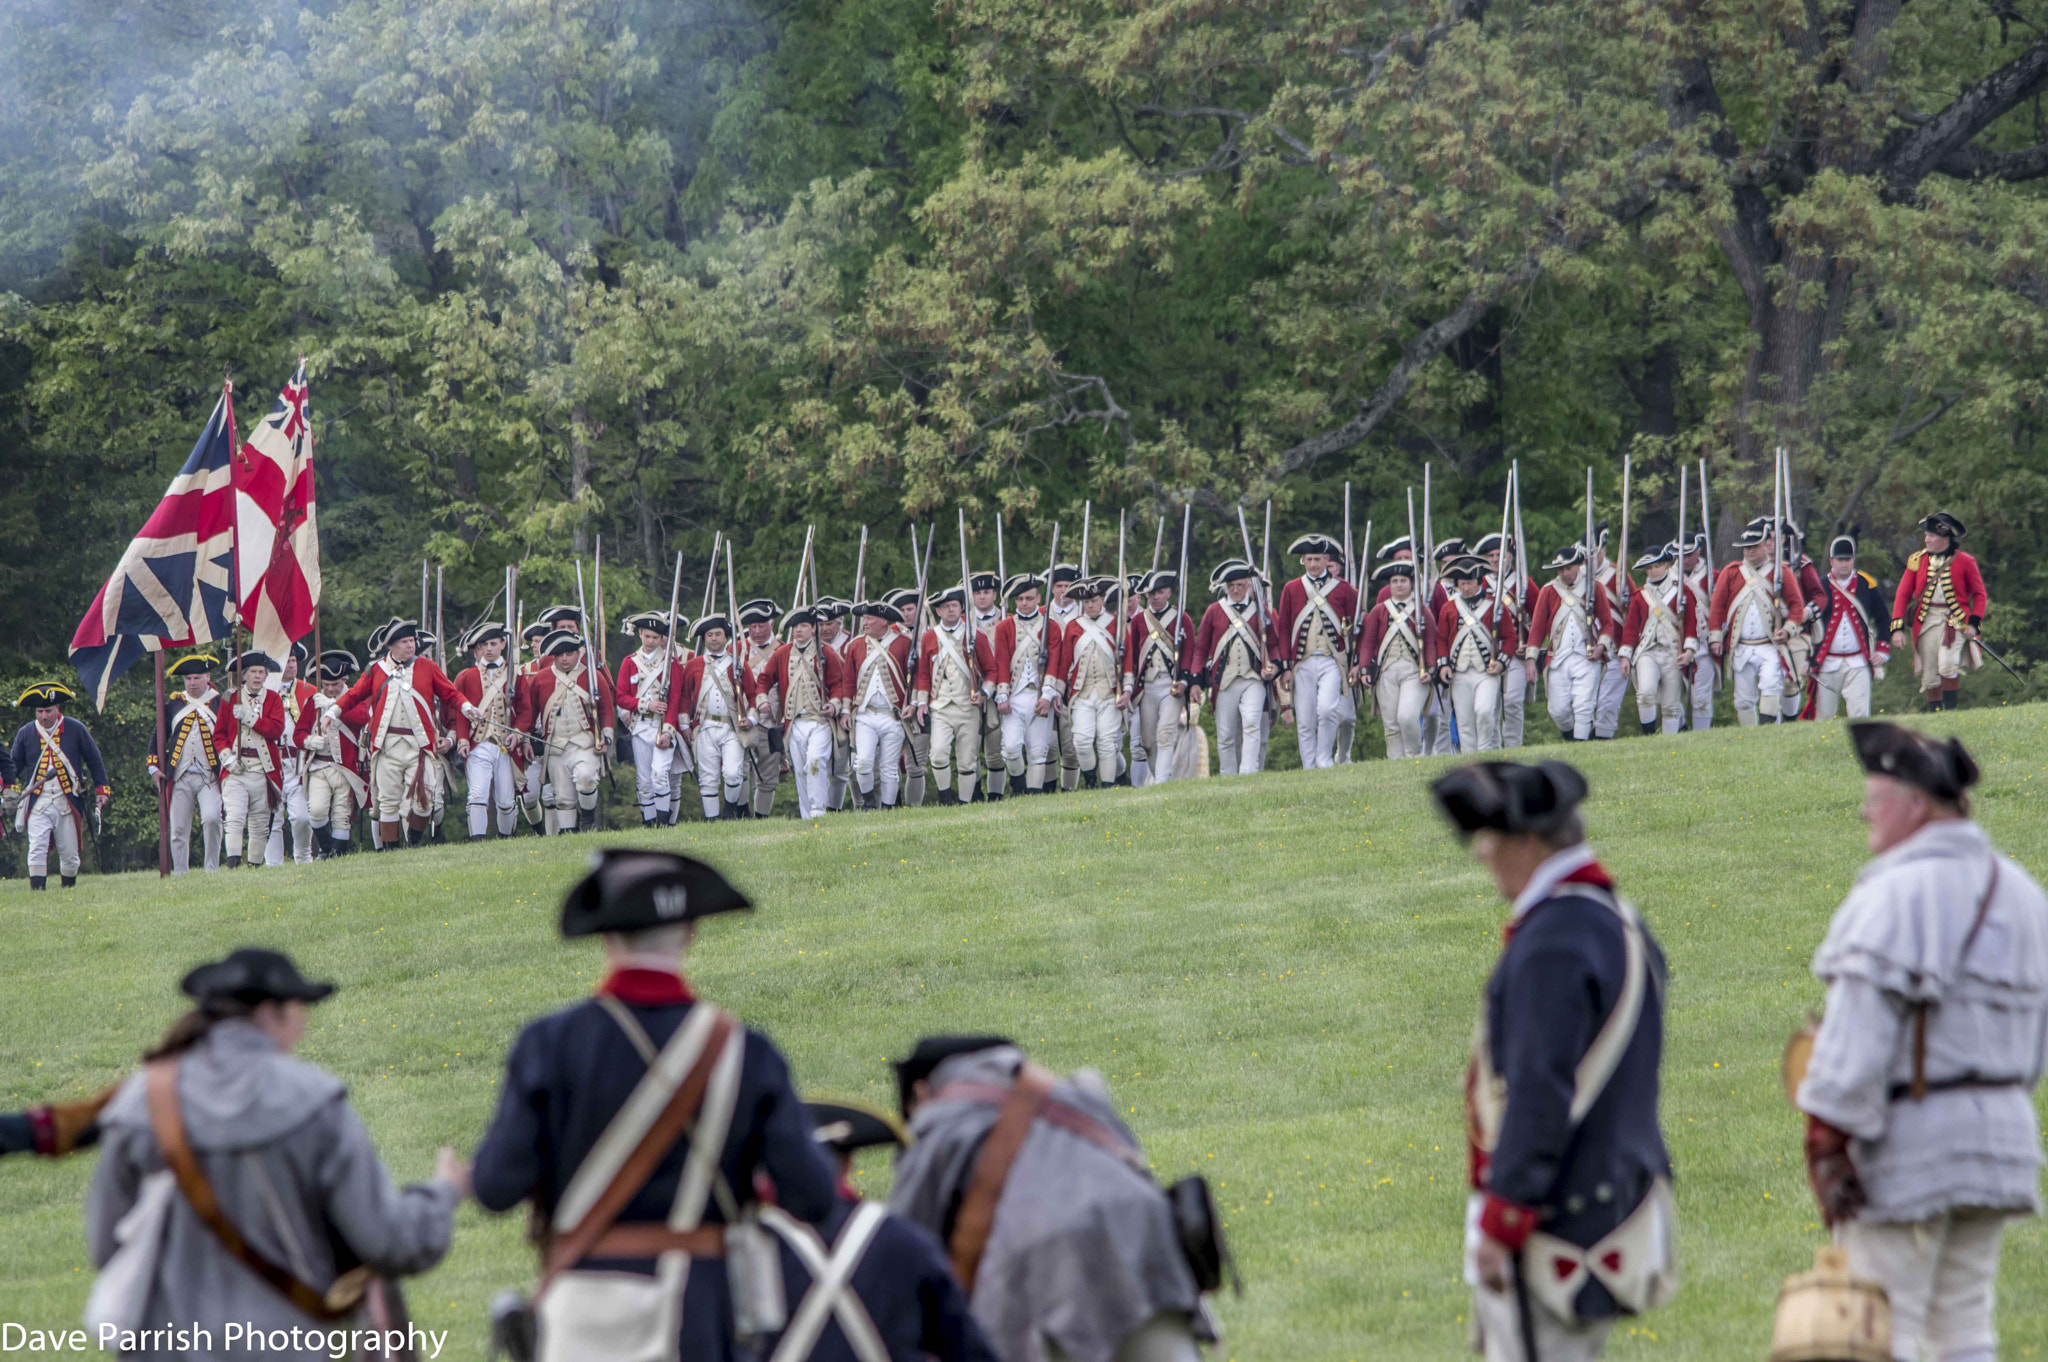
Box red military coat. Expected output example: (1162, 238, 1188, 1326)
(616, 647, 688, 728)
(1891, 549, 1987, 634)
(1049, 612, 1124, 699)
(1355, 596, 1436, 676)
(845, 633, 915, 711)
(1275, 574, 1360, 667)
(760, 641, 851, 726)
(1618, 574, 1700, 654)
(914, 622, 998, 703)
(1431, 590, 1522, 669)
(336, 656, 468, 753)
(214, 686, 287, 798)
(667, 651, 759, 730)
(453, 661, 526, 769)
(1188, 597, 1276, 688)
(989, 612, 1058, 698)
(1526, 579, 1617, 659)
(1122, 605, 1197, 688)
(1707, 559, 1807, 642)
(514, 663, 618, 743)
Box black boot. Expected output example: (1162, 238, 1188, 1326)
(226, 855, 243, 869)
(332, 837, 352, 857)
(1942, 687, 1959, 711)
(1082, 768, 1100, 789)
(724, 799, 747, 820)
(470, 833, 487, 843)
(60, 875, 76, 888)
(28, 876, 45, 890)
(1639, 714, 1657, 737)
(577, 804, 599, 833)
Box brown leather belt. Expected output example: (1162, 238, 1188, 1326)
(1890, 1076, 2022, 1102)
(388, 725, 415, 735)
(583, 1224, 725, 1260)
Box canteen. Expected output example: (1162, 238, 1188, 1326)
(1768, 1246, 1890, 1362)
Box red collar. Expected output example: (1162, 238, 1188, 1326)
(1503, 859, 1614, 944)
(597, 968, 695, 1005)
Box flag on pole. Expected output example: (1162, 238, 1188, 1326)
(68, 387, 238, 708)
(233, 360, 321, 660)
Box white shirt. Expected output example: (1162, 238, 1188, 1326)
(699, 652, 733, 720)
(1823, 574, 1866, 665)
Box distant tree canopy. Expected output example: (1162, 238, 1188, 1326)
(3, 0, 2045, 680)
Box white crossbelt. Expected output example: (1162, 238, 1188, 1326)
(760, 1203, 891, 1362)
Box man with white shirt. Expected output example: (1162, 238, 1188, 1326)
(147, 655, 225, 874)
(335, 617, 479, 847)
(295, 649, 369, 857)
(762, 605, 849, 820)
(1354, 561, 1433, 758)
(671, 614, 754, 820)
(1046, 564, 1084, 791)
(1190, 560, 1277, 776)
(1587, 527, 1631, 740)
(1617, 544, 1698, 736)
(1707, 526, 1807, 727)
(1523, 545, 1614, 742)
(453, 621, 526, 839)
(615, 611, 687, 827)
(737, 598, 786, 817)
(216, 653, 286, 869)
(915, 586, 998, 805)
(1809, 537, 1889, 721)
(512, 628, 617, 834)
(1274, 534, 1359, 769)
(847, 601, 915, 809)
(1052, 578, 1126, 787)
(992, 573, 1059, 795)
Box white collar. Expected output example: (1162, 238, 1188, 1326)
(35, 718, 61, 738)
(1510, 844, 1598, 922)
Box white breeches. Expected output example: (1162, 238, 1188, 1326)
(1292, 654, 1345, 769)
(1594, 651, 1627, 737)
(1069, 695, 1123, 776)
(1730, 642, 1786, 723)
(1840, 1208, 2006, 1362)
(1691, 655, 1717, 728)
(1632, 648, 1685, 734)
(1213, 678, 1267, 776)
(629, 731, 675, 822)
(304, 765, 356, 835)
(694, 721, 746, 816)
(26, 791, 81, 877)
(221, 769, 272, 860)
(264, 762, 313, 865)
(1500, 658, 1527, 748)
(1916, 615, 1965, 682)
(371, 737, 439, 821)
(999, 697, 1056, 788)
(928, 700, 982, 796)
(1450, 669, 1502, 753)
(787, 717, 835, 819)
(466, 741, 520, 836)
(1470, 1279, 1613, 1362)
(1545, 652, 1601, 740)
(1134, 679, 1181, 786)
(1374, 657, 1428, 759)
(853, 708, 905, 804)
(168, 767, 222, 875)
(546, 737, 601, 810)
(1814, 658, 1873, 720)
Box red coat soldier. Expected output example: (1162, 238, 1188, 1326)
(1890, 510, 1987, 712)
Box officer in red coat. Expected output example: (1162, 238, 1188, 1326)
(214, 653, 287, 869)
(1890, 511, 1987, 712)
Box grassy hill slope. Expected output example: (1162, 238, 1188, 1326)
(4, 706, 2048, 1359)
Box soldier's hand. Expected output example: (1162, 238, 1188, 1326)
(1711, 641, 1725, 660)
(915, 703, 929, 723)
(1035, 697, 1051, 717)
(1476, 1235, 1513, 1294)
(435, 1146, 473, 1201)
(655, 732, 672, 751)
(1772, 627, 1788, 643)
(1114, 693, 1129, 710)
(1486, 659, 1502, 676)
(1965, 624, 1980, 640)
(1262, 663, 1278, 681)
(149, 768, 163, 791)
(1890, 629, 1909, 650)
(96, 791, 110, 810)
(1280, 706, 1295, 726)
(1170, 681, 1186, 697)
(457, 740, 471, 759)
(996, 698, 1011, 716)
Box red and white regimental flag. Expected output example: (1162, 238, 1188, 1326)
(233, 360, 322, 660)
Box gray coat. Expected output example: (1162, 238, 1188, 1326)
(1798, 819, 2048, 1222)
(889, 1047, 1199, 1362)
(85, 1020, 458, 1359)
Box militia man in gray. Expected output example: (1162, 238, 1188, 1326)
(1797, 723, 2048, 1362)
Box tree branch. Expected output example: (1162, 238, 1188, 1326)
(1933, 137, 2048, 182)
(1880, 38, 2048, 200)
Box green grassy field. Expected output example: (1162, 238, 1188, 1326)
(4, 706, 2047, 1359)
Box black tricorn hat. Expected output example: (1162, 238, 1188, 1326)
(1289, 532, 1342, 558)
(969, 571, 1002, 594)
(1049, 563, 1082, 585)
(317, 649, 360, 682)
(1430, 760, 1589, 842)
(18, 681, 75, 708)
(893, 1034, 1016, 1118)
(1376, 535, 1413, 561)
(169, 654, 219, 678)
(781, 605, 821, 631)
(537, 605, 582, 627)
(462, 621, 511, 652)
(1545, 543, 1588, 571)
(540, 629, 584, 658)
(560, 849, 753, 938)
(1850, 722, 1979, 805)
(811, 596, 852, 620)
(693, 614, 734, 641)
(737, 598, 780, 627)
(522, 620, 552, 642)
(1442, 554, 1488, 583)
(806, 1099, 910, 1155)
(856, 599, 905, 626)
(382, 617, 420, 646)
(1371, 560, 1414, 585)
(229, 651, 281, 675)
(181, 947, 335, 1007)
(1919, 511, 1967, 542)
(623, 611, 670, 637)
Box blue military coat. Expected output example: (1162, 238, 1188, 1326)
(760, 1193, 999, 1362)
(1478, 851, 1671, 1320)
(474, 974, 838, 1360)
(9, 717, 110, 820)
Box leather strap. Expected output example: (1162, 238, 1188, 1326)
(933, 1080, 1151, 1178)
(947, 1063, 1054, 1294)
(540, 1011, 736, 1293)
(585, 1224, 726, 1259)
(145, 1060, 359, 1320)
(1910, 859, 2001, 1101)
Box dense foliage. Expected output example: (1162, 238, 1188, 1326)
(2, 0, 2044, 835)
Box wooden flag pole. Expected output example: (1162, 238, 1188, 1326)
(154, 652, 170, 877)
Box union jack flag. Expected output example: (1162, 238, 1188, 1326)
(68, 387, 238, 708)
(234, 361, 321, 660)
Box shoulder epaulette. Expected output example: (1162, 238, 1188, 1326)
(1906, 550, 1924, 569)
(1857, 571, 1876, 588)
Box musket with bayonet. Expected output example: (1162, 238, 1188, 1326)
(574, 562, 612, 795)
(1238, 504, 1281, 713)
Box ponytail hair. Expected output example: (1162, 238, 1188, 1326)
(141, 999, 255, 1062)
